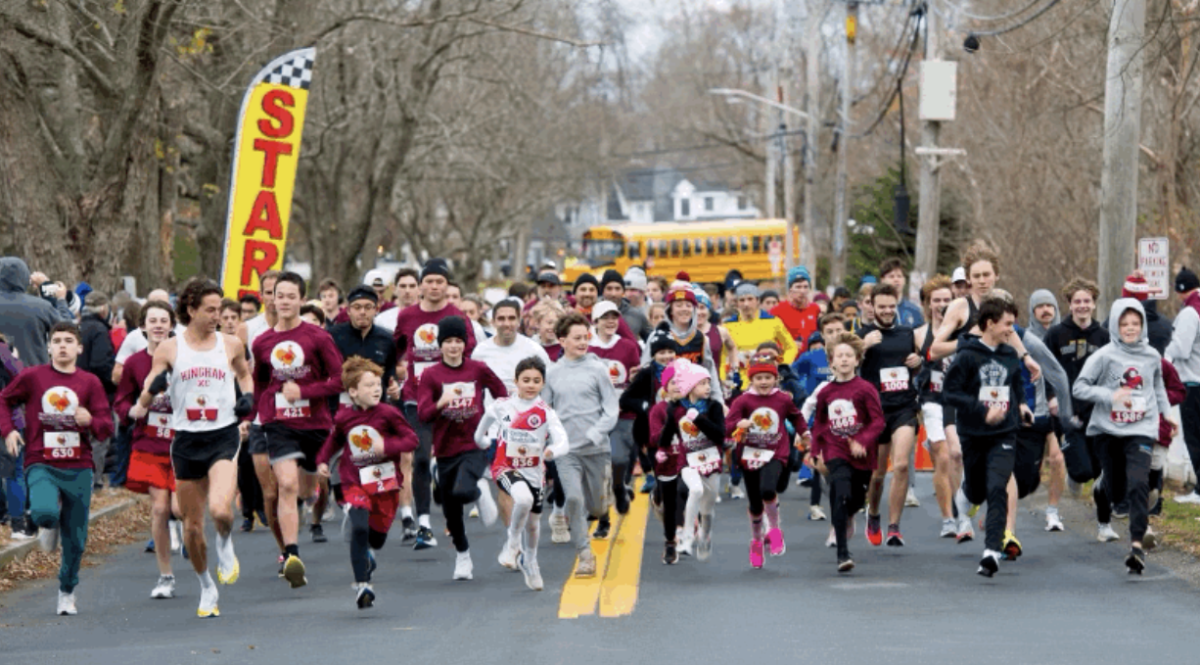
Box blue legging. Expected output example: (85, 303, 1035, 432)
(3, 448, 26, 518)
(27, 465, 93, 593)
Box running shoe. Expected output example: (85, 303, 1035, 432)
(1149, 495, 1163, 516)
(400, 517, 417, 544)
(550, 513, 570, 544)
(663, 540, 679, 565)
(956, 515, 975, 544)
(678, 535, 694, 557)
(1045, 511, 1065, 532)
(453, 551, 473, 581)
(615, 483, 631, 515)
(478, 488, 499, 527)
(1125, 546, 1146, 575)
(255, 510, 269, 528)
(1112, 502, 1129, 520)
(729, 485, 746, 500)
(1002, 530, 1022, 560)
(38, 526, 60, 553)
(1097, 523, 1120, 543)
(151, 575, 175, 599)
(640, 475, 656, 494)
(905, 487, 920, 507)
(977, 549, 1001, 578)
(9, 517, 35, 542)
(1174, 490, 1200, 504)
(283, 554, 307, 588)
(837, 556, 855, 573)
(967, 503, 980, 518)
(144, 539, 155, 553)
(885, 525, 905, 547)
(356, 583, 375, 609)
(766, 527, 786, 556)
(518, 553, 544, 591)
(498, 541, 520, 570)
(310, 524, 327, 543)
(240, 518, 254, 533)
(866, 514, 883, 546)
(322, 501, 337, 523)
(695, 515, 713, 562)
(57, 590, 78, 616)
(277, 554, 286, 578)
(216, 554, 240, 585)
(592, 517, 611, 540)
(469, 506, 479, 519)
(414, 526, 437, 550)
(197, 585, 219, 618)
(1143, 527, 1157, 551)
(940, 518, 957, 538)
(826, 527, 837, 548)
(575, 548, 598, 577)
(748, 538, 764, 569)
(808, 505, 827, 521)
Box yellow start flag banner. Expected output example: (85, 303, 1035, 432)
(220, 48, 315, 300)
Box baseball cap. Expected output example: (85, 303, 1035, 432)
(592, 300, 620, 322)
(951, 266, 967, 284)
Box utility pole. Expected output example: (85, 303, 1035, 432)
(802, 5, 821, 272)
(1098, 0, 1147, 305)
(781, 105, 796, 276)
(914, 5, 941, 284)
(765, 114, 777, 220)
(832, 1, 858, 286)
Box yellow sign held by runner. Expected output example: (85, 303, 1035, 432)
(219, 48, 315, 300)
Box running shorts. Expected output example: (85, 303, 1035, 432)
(247, 423, 269, 455)
(342, 484, 400, 534)
(496, 469, 545, 514)
(172, 423, 240, 481)
(263, 423, 326, 473)
(126, 449, 175, 493)
(921, 402, 946, 447)
(880, 405, 920, 444)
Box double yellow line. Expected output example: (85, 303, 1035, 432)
(557, 491, 651, 619)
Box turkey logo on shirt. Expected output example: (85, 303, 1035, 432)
(39, 388, 79, 428)
(1121, 368, 1144, 390)
(269, 341, 309, 381)
(415, 324, 439, 349)
(607, 361, 628, 386)
(348, 424, 383, 461)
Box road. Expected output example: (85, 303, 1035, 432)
(1, 475, 1196, 665)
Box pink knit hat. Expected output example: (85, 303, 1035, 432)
(675, 361, 710, 398)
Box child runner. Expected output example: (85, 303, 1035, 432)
(648, 360, 687, 563)
(475, 357, 569, 590)
(588, 300, 642, 537)
(417, 316, 507, 580)
(725, 356, 807, 569)
(811, 332, 885, 572)
(621, 332, 676, 505)
(0, 322, 114, 616)
(942, 295, 1029, 578)
(316, 358, 418, 608)
(1072, 298, 1173, 573)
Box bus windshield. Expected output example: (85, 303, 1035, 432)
(581, 238, 624, 265)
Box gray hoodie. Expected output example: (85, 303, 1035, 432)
(1020, 330, 1074, 427)
(1027, 289, 1060, 340)
(1073, 299, 1170, 441)
(543, 352, 619, 454)
(0, 258, 73, 366)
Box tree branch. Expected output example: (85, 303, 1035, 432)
(0, 8, 117, 96)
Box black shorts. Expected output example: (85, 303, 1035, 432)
(264, 423, 326, 473)
(496, 469, 545, 514)
(172, 424, 241, 481)
(247, 423, 269, 455)
(943, 404, 956, 428)
(1014, 420, 1053, 498)
(880, 405, 920, 444)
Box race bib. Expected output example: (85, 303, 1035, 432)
(358, 462, 400, 495)
(687, 446, 721, 475)
(183, 393, 219, 422)
(881, 366, 910, 392)
(275, 392, 312, 419)
(979, 386, 1010, 411)
(930, 370, 944, 393)
(43, 432, 81, 460)
(443, 382, 477, 411)
(144, 412, 174, 439)
(741, 446, 775, 470)
(507, 441, 543, 469)
(1112, 396, 1147, 424)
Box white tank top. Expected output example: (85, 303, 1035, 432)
(170, 332, 237, 432)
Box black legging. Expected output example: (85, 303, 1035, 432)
(348, 508, 389, 583)
(547, 461, 566, 509)
(826, 459, 871, 559)
(810, 473, 823, 506)
(1095, 434, 1152, 542)
(237, 441, 263, 520)
(655, 477, 680, 542)
(404, 404, 435, 517)
(437, 451, 486, 553)
(744, 460, 784, 517)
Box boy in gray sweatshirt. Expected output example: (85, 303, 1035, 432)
(1073, 298, 1174, 574)
(543, 311, 618, 578)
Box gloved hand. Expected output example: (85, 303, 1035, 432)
(148, 371, 170, 396)
(234, 392, 254, 418)
(655, 449, 668, 464)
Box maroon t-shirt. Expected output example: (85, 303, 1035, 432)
(590, 336, 641, 420)
(317, 402, 418, 491)
(724, 388, 806, 470)
(251, 322, 344, 430)
(811, 377, 886, 471)
(416, 359, 507, 458)
(393, 303, 476, 404)
(0, 365, 114, 470)
(114, 350, 174, 456)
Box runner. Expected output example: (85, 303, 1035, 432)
(724, 357, 806, 569)
(572, 273, 638, 344)
(770, 266, 822, 350)
(621, 333, 676, 514)
(641, 282, 723, 398)
(1166, 267, 1200, 504)
(373, 268, 419, 333)
(810, 332, 885, 572)
(879, 258, 924, 327)
(252, 272, 344, 588)
(140, 278, 255, 616)
(724, 282, 797, 388)
(114, 300, 181, 599)
(529, 300, 564, 361)
(316, 358, 417, 608)
(588, 300, 641, 537)
(475, 357, 569, 590)
(392, 258, 476, 549)
(857, 283, 923, 546)
(942, 294, 1029, 578)
(648, 361, 687, 563)
(599, 269, 651, 341)
(416, 316, 507, 580)
(1072, 298, 1171, 572)
(0, 322, 114, 615)
(543, 311, 619, 578)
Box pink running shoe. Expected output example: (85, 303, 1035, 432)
(766, 527, 786, 556)
(749, 539, 764, 569)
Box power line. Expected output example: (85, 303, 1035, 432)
(935, 0, 1048, 23)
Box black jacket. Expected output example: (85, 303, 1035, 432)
(620, 363, 661, 449)
(1143, 300, 1173, 356)
(655, 399, 727, 451)
(942, 338, 1025, 439)
(1045, 317, 1110, 413)
(79, 312, 116, 404)
(329, 322, 397, 388)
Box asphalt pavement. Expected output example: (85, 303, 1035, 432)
(1, 474, 1196, 665)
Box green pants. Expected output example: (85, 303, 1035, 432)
(26, 464, 93, 593)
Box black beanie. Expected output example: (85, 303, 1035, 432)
(346, 285, 378, 305)
(437, 315, 468, 346)
(574, 273, 599, 291)
(649, 329, 674, 356)
(421, 258, 452, 282)
(599, 269, 623, 292)
(1176, 267, 1200, 294)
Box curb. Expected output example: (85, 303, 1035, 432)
(0, 498, 138, 570)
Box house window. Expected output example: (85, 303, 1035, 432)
(680, 198, 691, 217)
(704, 197, 714, 212)
(738, 196, 748, 210)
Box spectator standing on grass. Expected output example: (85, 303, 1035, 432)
(0, 258, 73, 366)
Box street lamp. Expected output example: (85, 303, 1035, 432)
(708, 88, 810, 120)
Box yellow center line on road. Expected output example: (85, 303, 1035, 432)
(557, 491, 651, 619)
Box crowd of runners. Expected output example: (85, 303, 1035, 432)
(2, 239, 1200, 616)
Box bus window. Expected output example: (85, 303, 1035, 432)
(752, 235, 762, 252)
(682, 239, 691, 257)
(658, 240, 669, 256)
(694, 239, 703, 255)
(728, 237, 738, 254)
(671, 239, 680, 257)
(647, 242, 656, 258)
(717, 238, 727, 254)
(706, 238, 715, 254)
(741, 236, 749, 252)
(629, 241, 641, 260)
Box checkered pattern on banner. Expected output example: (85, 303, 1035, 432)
(264, 54, 314, 90)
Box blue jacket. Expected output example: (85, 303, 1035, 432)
(897, 299, 924, 328)
(791, 348, 831, 396)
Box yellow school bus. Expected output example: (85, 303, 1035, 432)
(563, 219, 801, 285)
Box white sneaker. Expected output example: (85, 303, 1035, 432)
(940, 518, 957, 538)
(808, 505, 827, 521)
(677, 537, 694, 557)
(150, 574, 175, 599)
(550, 513, 570, 544)
(197, 584, 219, 618)
(956, 514, 975, 543)
(355, 582, 376, 610)
(518, 553, 543, 591)
(453, 551, 474, 580)
(730, 485, 746, 500)
(469, 506, 480, 519)
(322, 501, 337, 523)
(38, 526, 60, 553)
(1174, 490, 1200, 504)
(498, 541, 520, 570)
(905, 487, 920, 507)
(477, 488, 499, 528)
(56, 590, 77, 616)
(825, 527, 837, 548)
(1045, 512, 1065, 532)
(168, 521, 181, 553)
(1097, 523, 1120, 542)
